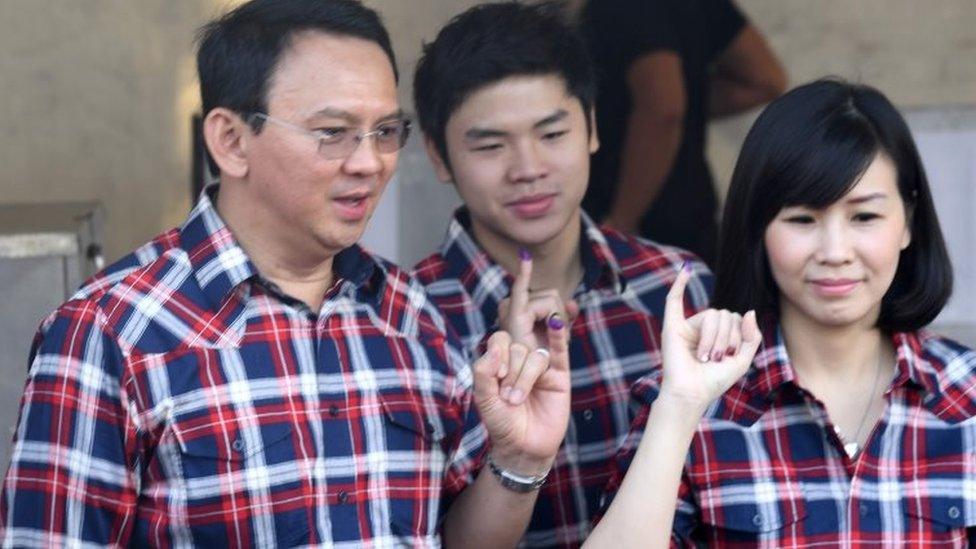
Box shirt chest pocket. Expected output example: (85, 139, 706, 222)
(168, 417, 312, 546)
(378, 392, 448, 542)
(696, 476, 808, 540)
(903, 455, 976, 539)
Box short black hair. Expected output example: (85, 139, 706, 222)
(713, 78, 952, 332)
(413, 1, 596, 166)
(197, 0, 396, 130)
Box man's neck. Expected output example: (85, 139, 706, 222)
(216, 185, 336, 312)
(471, 212, 585, 300)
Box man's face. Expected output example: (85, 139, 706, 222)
(243, 31, 400, 258)
(434, 75, 597, 252)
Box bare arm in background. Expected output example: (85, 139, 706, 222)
(709, 25, 787, 118)
(603, 24, 785, 234)
(603, 52, 686, 234)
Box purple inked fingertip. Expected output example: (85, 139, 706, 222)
(518, 248, 532, 262)
(682, 261, 692, 274)
(726, 346, 736, 357)
(548, 315, 565, 330)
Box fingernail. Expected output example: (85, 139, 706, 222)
(682, 261, 692, 273)
(518, 248, 531, 262)
(726, 346, 736, 357)
(509, 388, 524, 404)
(700, 354, 710, 363)
(548, 314, 565, 330)
(712, 350, 723, 362)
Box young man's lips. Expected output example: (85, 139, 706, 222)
(506, 193, 556, 218)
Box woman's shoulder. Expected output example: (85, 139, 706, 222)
(900, 329, 976, 370)
(899, 329, 976, 423)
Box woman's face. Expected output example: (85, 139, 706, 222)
(763, 154, 912, 330)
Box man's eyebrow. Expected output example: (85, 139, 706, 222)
(534, 109, 568, 128)
(464, 127, 508, 140)
(307, 107, 405, 125)
(463, 109, 570, 141)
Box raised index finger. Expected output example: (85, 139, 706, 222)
(511, 248, 533, 314)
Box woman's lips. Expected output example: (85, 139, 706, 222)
(809, 278, 861, 297)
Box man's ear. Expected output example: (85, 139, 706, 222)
(587, 107, 600, 154)
(423, 136, 454, 184)
(203, 108, 250, 179)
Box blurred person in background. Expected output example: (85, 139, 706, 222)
(581, 0, 786, 266)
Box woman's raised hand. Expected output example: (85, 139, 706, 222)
(659, 263, 762, 409)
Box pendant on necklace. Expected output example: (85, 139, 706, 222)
(844, 441, 860, 457)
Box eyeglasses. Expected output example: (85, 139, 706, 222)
(248, 112, 411, 160)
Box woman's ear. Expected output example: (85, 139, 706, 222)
(901, 198, 915, 250)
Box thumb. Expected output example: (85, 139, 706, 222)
(564, 299, 580, 324)
(737, 310, 763, 362)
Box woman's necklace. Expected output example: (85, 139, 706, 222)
(841, 351, 885, 458)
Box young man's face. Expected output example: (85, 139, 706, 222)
(243, 31, 400, 257)
(432, 75, 598, 251)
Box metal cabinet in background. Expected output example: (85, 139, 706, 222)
(0, 202, 103, 470)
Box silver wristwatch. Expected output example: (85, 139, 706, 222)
(487, 455, 549, 493)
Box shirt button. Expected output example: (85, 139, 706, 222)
(338, 490, 349, 504)
(329, 405, 340, 418)
(752, 514, 763, 527)
(232, 438, 245, 452)
(948, 506, 961, 519)
(582, 409, 594, 422)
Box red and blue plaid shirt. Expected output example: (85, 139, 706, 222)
(607, 323, 976, 547)
(413, 210, 711, 547)
(0, 187, 487, 547)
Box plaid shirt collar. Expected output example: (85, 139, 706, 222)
(726, 319, 945, 426)
(180, 184, 378, 311)
(437, 207, 625, 328)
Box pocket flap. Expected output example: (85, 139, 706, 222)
(380, 393, 443, 442)
(174, 421, 294, 462)
(699, 483, 807, 533)
(904, 496, 972, 529)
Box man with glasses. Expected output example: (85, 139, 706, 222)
(0, 0, 572, 546)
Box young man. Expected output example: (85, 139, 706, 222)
(0, 1, 571, 546)
(413, 3, 714, 546)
